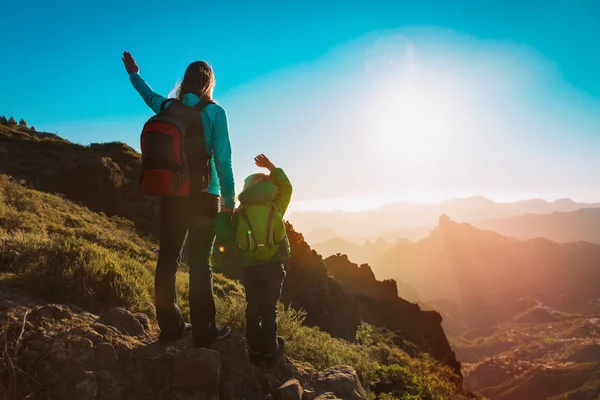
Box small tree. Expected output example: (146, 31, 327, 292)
(0, 116, 7, 125)
(30, 126, 36, 131)
(8, 117, 17, 126)
(18, 119, 27, 129)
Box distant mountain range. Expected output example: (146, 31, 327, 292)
(370, 215, 600, 333)
(473, 207, 600, 244)
(290, 196, 600, 243)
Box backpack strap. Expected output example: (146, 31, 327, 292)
(265, 202, 277, 247)
(194, 99, 215, 111)
(160, 98, 178, 112)
(240, 206, 259, 251)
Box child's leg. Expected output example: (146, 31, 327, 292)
(242, 266, 262, 353)
(257, 262, 286, 355)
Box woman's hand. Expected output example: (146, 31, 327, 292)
(122, 51, 139, 74)
(255, 154, 276, 172)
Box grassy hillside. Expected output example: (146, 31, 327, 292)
(0, 123, 158, 236)
(0, 174, 470, 399)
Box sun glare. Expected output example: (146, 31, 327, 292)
(364, 42, 456, 172)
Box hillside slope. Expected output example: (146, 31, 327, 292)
(0, 124, 158, 236)
(0, 175, 470, 399)
(324, 255, 461, 376)
(0, 124, 469, 398)
(0, 124, 361, 341)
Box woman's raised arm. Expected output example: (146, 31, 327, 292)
(123, 51, 167, 114)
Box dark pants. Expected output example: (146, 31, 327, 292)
(242, 262, 286, 355)
(156, 193, 219, 344)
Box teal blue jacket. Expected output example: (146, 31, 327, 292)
(129, 72, 235, 209)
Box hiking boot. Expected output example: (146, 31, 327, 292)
(195, 325, 231, 348)
(248, 349, 263, 364)
(215, 325, 231, 341)
(158, 322, 191, 342)
(263, 336, 286, 366)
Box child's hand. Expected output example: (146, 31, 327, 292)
(255, 154, 276, 172)
(122, 51, 140, 74)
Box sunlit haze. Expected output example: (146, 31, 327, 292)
(2, 2, 599, 212)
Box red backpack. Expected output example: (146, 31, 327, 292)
(139, 99, 213, 197)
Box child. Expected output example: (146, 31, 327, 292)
(215, 154, 292, 364)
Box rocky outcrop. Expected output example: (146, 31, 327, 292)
(315, 366, 367, 399)
(0, 128, 159, 236)
(214, 224, 361, 341)
(280, 225, 361, 341)
(325, 254, 462, 376)
(0, 292, 367, 400)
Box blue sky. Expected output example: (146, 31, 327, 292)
(2, 0, 600, 211)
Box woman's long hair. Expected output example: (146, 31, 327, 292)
(170, 61, 215, 100)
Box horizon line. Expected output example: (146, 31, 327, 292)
(287, 192, 600, 214)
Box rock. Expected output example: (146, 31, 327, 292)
(24, 348, 39, 358)
(212, 333, 265, 398)
(68, 337, 94, 361)
(92, 323, 110, 335)
(0, 299, 18, 311)
(94, 343, 118, 369)
(75, 371, 98, 400)
(303, 389, 317, 400)
(315, 393, 340, 400)
(169, 348, 221, 392)
(30, 304, 73, 321)
(315, 366, 367, 400)
(96, 370, 122, 400)
(98, 307, 144, 336)
(70, 326, 103, 343)
(134, 313, 151, 331)
(27, 340, 45, 351)
(276, 379, 304, 400)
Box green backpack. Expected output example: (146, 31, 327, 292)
(235, 202, 286, 263)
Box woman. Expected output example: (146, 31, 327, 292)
(122, 52, 234, 346)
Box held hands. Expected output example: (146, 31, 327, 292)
(255, 154, 276, 172)
(122, 51, 139, 74)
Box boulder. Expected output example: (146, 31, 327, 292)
(276, 379, 304, 400)
(93, 342, 119, 370)
(315, 366, 367, 400)
(98, 307, 145, 336)
(30, 304, 73, 321)
(315, 394, 340, 400)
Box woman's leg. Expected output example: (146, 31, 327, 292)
(187, 193, 220, 346)
(155, 197, 188, 339)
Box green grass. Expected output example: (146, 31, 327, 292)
(0, 176, 469, 399)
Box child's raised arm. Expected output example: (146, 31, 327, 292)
(255, 154, 292, 216)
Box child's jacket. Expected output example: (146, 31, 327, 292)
(215, 168, 292, 267)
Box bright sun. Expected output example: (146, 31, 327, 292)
(371, 83, 452, 170)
